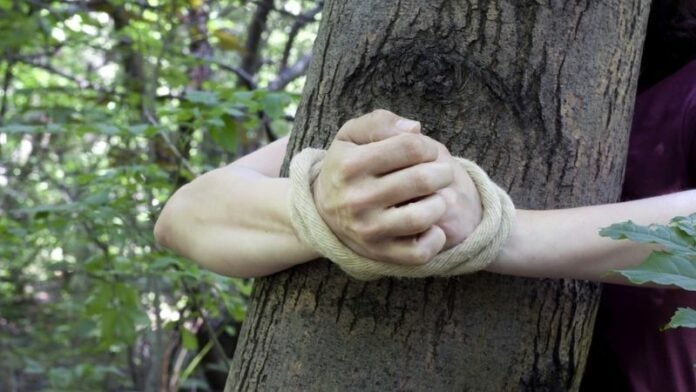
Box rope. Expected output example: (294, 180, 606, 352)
(289, 148, 515, 281)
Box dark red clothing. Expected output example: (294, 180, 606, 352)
(582, 60, 696, 391)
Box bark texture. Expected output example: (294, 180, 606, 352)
(227, 1, 650, 391)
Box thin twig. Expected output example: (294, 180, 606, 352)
(143, 111, 196, 175)
(196, 55, 258, 89)
(270, 52, 312, 91)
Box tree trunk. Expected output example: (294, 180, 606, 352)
(227, 1, 650, 390)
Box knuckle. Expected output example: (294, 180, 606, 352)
(439, 188, 458, 207)
(338, 154, 363, 178)
(336, 119, 354, 138)
(436, 142, 450, 157)
(404, 208, 429, 231)
(355, 220, 383, 242)
(317, 194, 341, 218)
(341, 118, 355, 130)
(343, 189, 371, 214)
(370, 109, 392, 120)
(399, 134, 429, 160)
(443, 163, 455, 180)
(412, 170, 435, 192)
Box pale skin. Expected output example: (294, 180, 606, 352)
(154, 110, 696, 284)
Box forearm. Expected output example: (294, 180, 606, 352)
(154, 165, 318, 278)
(489, 190, 696, 283)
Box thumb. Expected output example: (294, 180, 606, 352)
(336, 109, 421, 145)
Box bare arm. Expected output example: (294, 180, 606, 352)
(154, 137, 317, 278)
(489, 191, 696, 284)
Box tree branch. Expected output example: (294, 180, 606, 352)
(143, 111, 196, 175)
(278, 0, 323, 71)
(240, 0, 274, 78)
(269, 52, 312, 91)
(0, 61, 14, 126)
(193, 55, 257, 89)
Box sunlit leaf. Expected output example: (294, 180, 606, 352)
(213, 29, 245, 52)
(181, 328, 198, 350)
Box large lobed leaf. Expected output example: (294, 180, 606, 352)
(600, 216, 696, 256)
(601, 214, 696, 329)
(618, 251, 696, 290)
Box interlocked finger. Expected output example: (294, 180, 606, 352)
(372, 161, 453, 207)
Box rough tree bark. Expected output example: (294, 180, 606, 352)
(227, 1, 650, 390)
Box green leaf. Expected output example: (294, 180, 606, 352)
(185, 90, 219, 106)
(616, 251, 696, 290)
(151, 256, 181, 271)
(673, 214, 696, 238)
(230, 303, 246, 322)
(209, 117, 238, 152)
(99, 310, 119, 347)
(94, 123, 120, 135)
(232, 90, 261, 112)
(222, 106, 245, 118)
(262, 92, 290, 119)
(0, 124, 38, 134)
(663, 307, 696, 330)
(126, 124, 151, 135)
(232, 278, 253, 297)
(224, 325, 237, 337)
(85, 284, 111, 316)
(83, 191, 110, 206)
(113, 283, 140, 308)
(600, 220, 696, 256)
(84, 257, 105, 273)
(181, 328, 198, 350)
(205, 116, 225, 128)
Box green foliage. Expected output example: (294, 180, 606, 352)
(666, 308, 696, 330)
(601, 214, 696, 329)
(0, 0, 319, 390)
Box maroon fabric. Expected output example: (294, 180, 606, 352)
(581, 60, 696, 391)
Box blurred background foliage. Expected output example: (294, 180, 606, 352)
(0, 0, 321, 390)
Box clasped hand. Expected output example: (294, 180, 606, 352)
(312, 110, 483, 265)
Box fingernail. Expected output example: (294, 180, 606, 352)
(395, 118, 420, 133)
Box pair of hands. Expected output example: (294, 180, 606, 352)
(312, 110, 483, 266)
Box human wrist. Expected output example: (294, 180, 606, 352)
(485, 208, 528, 275)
